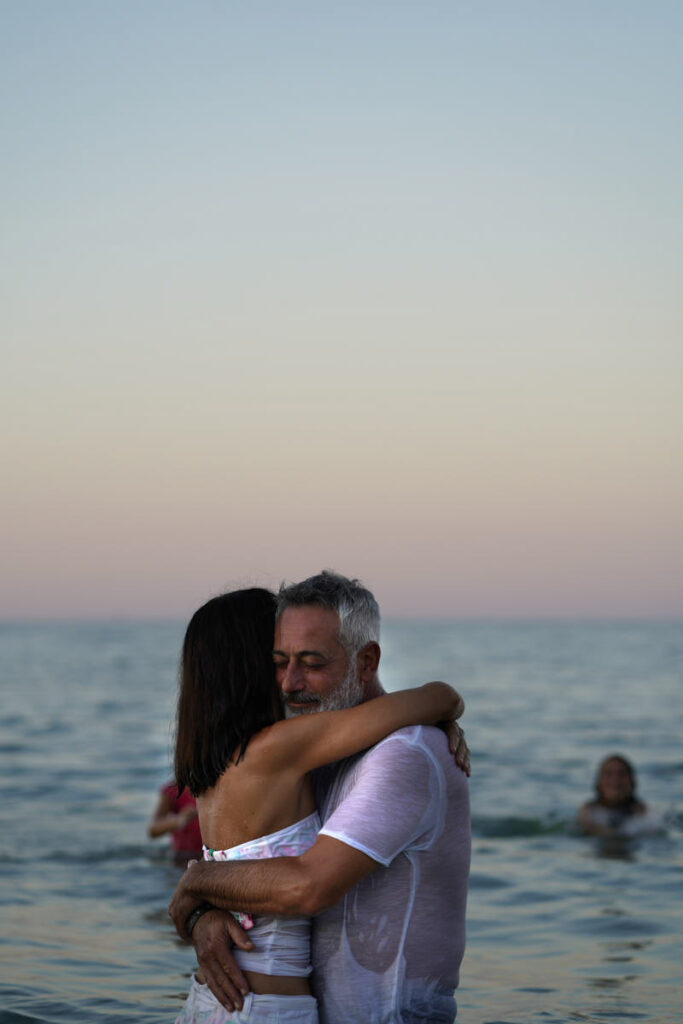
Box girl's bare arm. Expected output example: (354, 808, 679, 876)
(258, 682, 467, 776)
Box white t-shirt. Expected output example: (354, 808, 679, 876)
(312, 725, 471, 1024)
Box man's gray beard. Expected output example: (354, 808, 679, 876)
(283, 661, 364, 718)
(317, 666, 365, 713)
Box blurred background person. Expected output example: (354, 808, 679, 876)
(578, 754, 648, 837)
(148, 780, 202, 862)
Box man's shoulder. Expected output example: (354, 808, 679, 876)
(372, 723, 447, 753)
(366, 725, 470, 798)
(325, 726, 432, 788)
(327, 726, 465, 797)
(357, 724, 454, 770)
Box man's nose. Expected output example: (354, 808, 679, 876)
(278, 662, 304, 693)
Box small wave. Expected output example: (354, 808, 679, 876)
(32, 844, 150, 865)
(662, 808, 683, 830)
(472, 814, 567, 838)
(468, 871, 512, 890)
(0, 1012, 46, 1024)
(0, 716, 26, 729)
(25, 721, 72, 738)
(651, 761, 683, 777)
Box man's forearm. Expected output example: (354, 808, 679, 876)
(173, 835, 377, 937)
(181, 855, 317, 917)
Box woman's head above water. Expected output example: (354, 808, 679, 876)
(594, 754, 638, 810)
(174, 588, 278, 797)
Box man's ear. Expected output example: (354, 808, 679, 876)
(356, 642, 380, 682)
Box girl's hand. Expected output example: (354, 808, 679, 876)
(440, 719, 471, 776)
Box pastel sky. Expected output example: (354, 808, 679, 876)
(2, 1, 682, 619)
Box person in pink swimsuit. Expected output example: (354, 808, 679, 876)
(148, 781, 202, 862)
(172, 587, 468, 1024)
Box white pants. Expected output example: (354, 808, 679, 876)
(175, 976, 319, 1023)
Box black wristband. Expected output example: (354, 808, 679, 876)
(186, 902, 214, 938)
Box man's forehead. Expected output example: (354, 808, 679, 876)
(274, 605, 343, 650)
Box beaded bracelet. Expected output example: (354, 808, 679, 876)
(185, 902, 214, 937)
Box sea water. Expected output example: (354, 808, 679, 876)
(0, 620, 681, 1023)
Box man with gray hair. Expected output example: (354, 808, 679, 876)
(170, 570, 471, 1022)
(276, 571, 381, 716)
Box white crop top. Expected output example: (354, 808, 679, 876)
(203, 811, 321, 977)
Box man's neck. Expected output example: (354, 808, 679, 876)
(362, 678, 385, 702)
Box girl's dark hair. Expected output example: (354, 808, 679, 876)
(174, 588, 278, 797)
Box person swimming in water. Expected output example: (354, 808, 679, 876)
(578, 754, 648, 836)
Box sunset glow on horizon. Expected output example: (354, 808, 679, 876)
(3, 2, 682, 621)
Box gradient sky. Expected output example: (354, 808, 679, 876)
(2, 1, 682, 619)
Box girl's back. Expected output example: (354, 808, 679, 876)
(196, 722, 316, 852)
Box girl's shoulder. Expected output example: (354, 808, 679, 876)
(233, 717, 301, 771)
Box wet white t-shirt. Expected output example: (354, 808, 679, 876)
(312, 725, 471, 1024)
